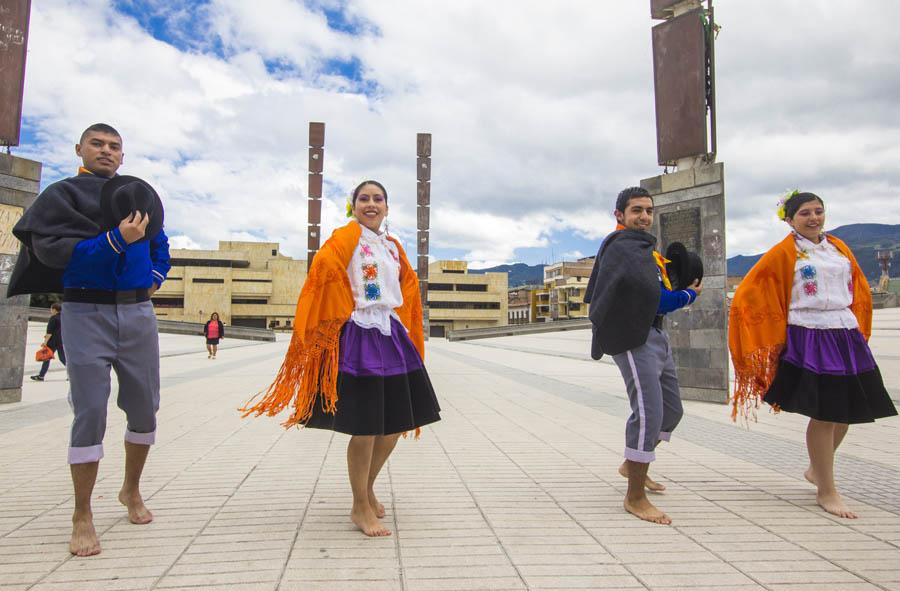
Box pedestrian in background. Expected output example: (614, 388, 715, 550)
(204, 312, 224, 359)
(31, 302, 65, 381)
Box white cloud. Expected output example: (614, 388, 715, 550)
(14, 0, 900, 265)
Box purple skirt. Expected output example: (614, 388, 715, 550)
(764, 325, 896, 424)
(305, 317, 441, 435)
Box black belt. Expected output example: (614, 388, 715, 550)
(651, 315, 664, 330)
(64, 288, 151, 305)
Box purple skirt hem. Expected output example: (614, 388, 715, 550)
(338, 317, 423, 378)
(781, 325, 875, 377)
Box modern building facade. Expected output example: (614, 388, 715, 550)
(535, 257, 594, 321)
(508, 286, 539, 325)
(152, 241, 306, 330)
(427, 260, 508, 337)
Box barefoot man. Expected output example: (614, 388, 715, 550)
(584, 187, 701, 525)
(10, 123, 170, 555)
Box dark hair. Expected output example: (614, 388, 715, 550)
(615, 186, 652, 213)
(352, 180, 388, 206)
(50, 302, 62, 312)
(210, 312, 219, 320)
(784, 192, 824, 219)
(80, 123, 121, 144)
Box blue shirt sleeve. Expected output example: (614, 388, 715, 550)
(70, 228, 128, 265)
(150, 228, 170, 287)
(657, 284, 697, 315)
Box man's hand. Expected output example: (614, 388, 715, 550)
(149, 284, 159, 297)
(689, 279, 703, 297)
(118, 211, 150, 244)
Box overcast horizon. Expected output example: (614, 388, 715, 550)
(12, 1, 900, 267)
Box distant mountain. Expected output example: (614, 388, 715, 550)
(727, 224, 900, 280)
(469, 263, 545, 287)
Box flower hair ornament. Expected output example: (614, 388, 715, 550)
(776, 189, 800, 221)
(345, 197, 354, 218)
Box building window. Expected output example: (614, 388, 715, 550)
(233, 279, 272, 283)
(272, 249, 278, 256)
(232, 298, 268, 305)
(428, 301, 500, 310)
(456, 284, 488, 292)
(170, 258, 249, 268)
(429, 283, 455, 291)
(442, 270, 465, 274)
(151, 297, 184, 308)
(192, 278, 225, 284)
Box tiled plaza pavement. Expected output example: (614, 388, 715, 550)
(1, 312, 899, 591)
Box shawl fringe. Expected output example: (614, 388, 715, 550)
(240, 318, 345, 428)
(731, 344, 784, 424)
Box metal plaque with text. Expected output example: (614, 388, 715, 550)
(659, 207, 701, 253)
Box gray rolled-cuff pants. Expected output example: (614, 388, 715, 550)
(612, 327, 684, 463)
(62, 301, 160, 464)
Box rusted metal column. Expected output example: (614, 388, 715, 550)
(307, 122, 325, 266)
(416, 133, 431, 338)
(0, 0, 32, 150)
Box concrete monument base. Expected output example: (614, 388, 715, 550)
(0, 153, 42, 404)
(641, 162, 728, 404)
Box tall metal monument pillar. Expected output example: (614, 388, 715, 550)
(643, 0, 728, 403)
(1, 0, 36, 404)
(416, 134, 431, 338)
(307, 122, 325, 266)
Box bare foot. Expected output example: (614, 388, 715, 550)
(118, 489, 153, 524)
(368, 490, 385, 518)
(817, 491, 858, 519)
(624, 497, 672, 525)
(804, 467, 817, 486)
(619, 462, 666, 492)
(351, 504, 391, 537)
(70, 514, 101, 556)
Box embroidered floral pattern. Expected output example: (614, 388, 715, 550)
(803, 281, 818, 296)
(796, 249, 810, 260)
(848, 280, 853, 293)
(361, 244, 374, 257)
(362, 262, 378, 280)
(800, 265, 817, 280)
(365, 282, 382, 301)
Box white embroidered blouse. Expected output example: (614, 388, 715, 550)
(346, 222, 404, 335)
(788, 233, 858, 330)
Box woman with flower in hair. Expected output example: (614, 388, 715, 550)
(242, 180, 441, 536)
(728, 190, 896, 518)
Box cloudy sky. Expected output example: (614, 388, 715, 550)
(12, 0, 900, 267)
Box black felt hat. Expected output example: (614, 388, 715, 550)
(664, 241, 704, 291)
(99, 176, 164, 242)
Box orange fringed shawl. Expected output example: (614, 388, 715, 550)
(728, 233, 872, 421)
(241, 221, 425, 427)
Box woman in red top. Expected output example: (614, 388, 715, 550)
(203, 312, 224, 359)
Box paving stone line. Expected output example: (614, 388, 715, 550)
(438, 345, 900, 516)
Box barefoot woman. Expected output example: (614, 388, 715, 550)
(729, 191, 896, 518)
(243, 180, 441, 536)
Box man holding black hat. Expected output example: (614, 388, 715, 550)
(584, 186, 701, 525)
(9, 123, 169, 556)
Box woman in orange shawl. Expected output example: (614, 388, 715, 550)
(729, 191, 895, 519)
(242, 180, 441, 537)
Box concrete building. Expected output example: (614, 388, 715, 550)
(508, 286, 540, 325)
(535, 257, 594, 321)
(427, 260, 508, 337)
(152, 241, 306, 330)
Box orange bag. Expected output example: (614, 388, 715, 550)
(35, 345, 54, 362)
